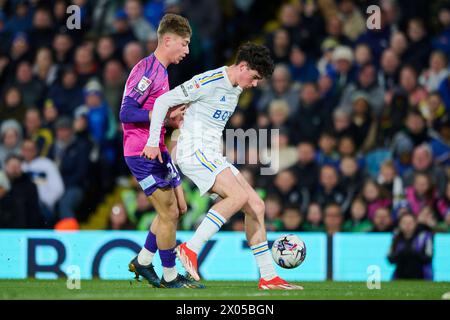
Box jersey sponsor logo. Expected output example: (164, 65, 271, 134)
(212, 109, 232, 121)
(134, 76, 152, 95)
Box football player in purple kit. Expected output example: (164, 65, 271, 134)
(120, 13, 202, 288)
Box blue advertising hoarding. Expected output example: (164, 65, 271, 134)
(0, 231, 327, 281)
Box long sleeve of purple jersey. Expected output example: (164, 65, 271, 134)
(119, 97, 150, 123)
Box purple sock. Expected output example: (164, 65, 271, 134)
(159, 248, 176, 268)
(144, 231, 158, 253)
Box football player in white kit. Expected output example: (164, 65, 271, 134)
(142, 43, 303, 290)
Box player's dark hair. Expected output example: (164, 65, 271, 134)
(235, 42, 274, 79)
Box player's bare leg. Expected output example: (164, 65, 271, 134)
(176, 168, 248, 280)
(235, 173, 303, 290)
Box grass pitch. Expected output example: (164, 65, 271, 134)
(1, 279, 449, 300)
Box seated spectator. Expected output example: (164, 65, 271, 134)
(47, 67, 84, 117)
(11, 61, 46, 108)
(111, 9, 138, 55)
(266, 28, 291, 65)
(270, 169, 302, 206)
(324, 203, 344, 235)
(21, 139, 64, 225)
(24, 108, 53, 157)
(397, 65, 428, 107)
(0, 119, 23, 167)
(378, 48, 400, 91)
(303, 202, 325, 232)
(405, 173, 438, 216)
(388, 213, 433, 280)
(48, 117, 91, 230)
(288, 45, 319, 84)
(268, 99, 290, 129)
(354, 43, 373, 69)
(404, 18, 432, 73)
(315, 131, 339, 167)
(402, 144, 447, 197)
(289, 82, 328, 144)
(360, 179, 392, 221)
(337, 0, 366, 42)
(33, 47, 58, 87)
(264, 194, 283, 231)
(102, 60, 126, 118)
(124, 0, 157, 44)
(339, 63, 385, 117)
(331, 108, 356, 140)
(257, 64, 299, 114)
(281, 205, 303, 231)
(123, 41, 145, 72)
(314, 165, 349, 212)
(343, 197, 373, 232)
(339, 156, 366, 205)
(73, 45, 99, 86)
(418, 92, 449, 139)
(326, 45, 357, 97)
(52, 31, 74, 67)
(417, 206, 441, 233)
(262, 128, 297, 173)
(3, 154, 43, 229)
(349, 93, 378, 152)
(289, 141, 319, 195)
(437, 181, 450, 221)
(0, 170, 13, 228)
(419, 50, 449, 92)
(431, 4, 450, 57)
(0, 86, 26, 123)
(371, 206, 394, 232)
(377, 159, 405, 211)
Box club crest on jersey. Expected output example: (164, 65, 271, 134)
(220, 96, 226, 102)
(134, 76, 152, 95)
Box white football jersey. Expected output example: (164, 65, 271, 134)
(147, 66, 243, 159)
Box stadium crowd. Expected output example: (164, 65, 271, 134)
(0, 0, 449, 251)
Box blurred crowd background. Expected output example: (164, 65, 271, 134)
(0, 0, 449, 255)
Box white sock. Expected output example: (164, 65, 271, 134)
(251, 241, 277, 280)
(137, 247, 154, 266)
(163, 266, 178, 282)
(187, 209, 227, 254)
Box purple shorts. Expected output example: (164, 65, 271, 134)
(125, 151, 181, 196)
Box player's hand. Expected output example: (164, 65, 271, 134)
(166, 105, 187, 129)
(169, 104, 187, 119)
(141, 146, 163, 163)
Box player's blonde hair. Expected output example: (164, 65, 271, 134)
(157, 13, 192, 40)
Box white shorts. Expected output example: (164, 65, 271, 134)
(177, 149, 239, 196)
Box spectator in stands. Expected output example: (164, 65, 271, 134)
(257, 64, 299, 114)
(102, 60, 126, 118)
(124, 0, 157, 44)
(339, 63, 385, 117)
(303, 202, 325, 232)
(378, 48, 400, 91)
(47, 66, 84, 117)
(111, 9, 138, 54)
(281, 205, 303, 231)
(327, 45, 356, 97)
(403, 144, 447, 197)
(337, 0, 366, 42)
(52, 30, 74, 67)
(7, 32, 33, 80)
(33, 47, 58, 87)
(48, 117, 91, 230)
(108, 203, 136, 230)
(331, 108, 356, 140)
(354, 43, 373, 69)
(21, 139, 64, 225)
(419, 92, 448, 132)
(122, 41, 145, 71)
(288, 45, 319, 84)
(268, 99, 290, 129)
(388, 213, 433, 279)
(324, 203, 344, 235)
(289, 82, 327, 144)
(289, 142, 319, 195)
(264, 194, 283, 231)
(316, 131, 339, 167)
(3, 154, 43, 229)
(349, 93, 378, 152)
(270, 169, 302, 207)
(314, 165, 349, 212)
(437, 181, 450, 221)
(95, 35, 118, 69)
(0, 170, 13, 228)
(377, 159, 405, 211)
(371, 206, 394, 232)
(11, 61, 45, 108)
(432, 4, 450, 57)
(24, 108, 53, 157)
(419, 50, 449, 92)
(360, 179, 392, 221)
(339, 156, 365, 205)
(343, 197, 373, 232)
(404, 18, 431, 73)
(0, 86, 26, 123)
(0, 119, 23, 167)
(397, 65, 428, 107)
(267, 28, 291, 65)
(405, 173, 438, 216)
(73, 45, 99, 85)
